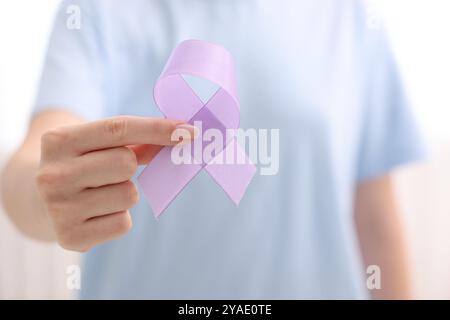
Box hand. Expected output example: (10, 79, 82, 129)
(35, 116, 196, 252)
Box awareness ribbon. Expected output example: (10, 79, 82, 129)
(138, 40, 256, 217)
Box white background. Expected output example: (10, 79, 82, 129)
(0, 0, 449, 298)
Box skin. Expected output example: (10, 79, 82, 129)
(355, 175, 413, 299)
(0, 110, 412, 299)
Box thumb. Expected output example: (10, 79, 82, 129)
(128, 144, 163, 165)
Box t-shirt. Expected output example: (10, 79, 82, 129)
(34, 0, 425, 299)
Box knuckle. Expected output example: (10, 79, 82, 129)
(38, 190, 79, 229)
(41, 128, 70, 149)
(35, 167, 52, 189)
(35, 165, 70, 188)
(56, 229, 88, 252)
(46, 200, 67, 218)
(47, 204, 77, 233)
(104, 117, 128, 141)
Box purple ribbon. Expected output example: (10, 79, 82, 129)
(138, 40, 256, 217)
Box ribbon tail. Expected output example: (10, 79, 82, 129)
(137, 147, 203, 218)
(205, 138, 257, 206)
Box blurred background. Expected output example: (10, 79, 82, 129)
(0, 0, 449, 299)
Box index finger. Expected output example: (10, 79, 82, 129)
(67, 116, 194, 154)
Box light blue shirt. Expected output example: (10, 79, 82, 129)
(35, 0, 425, 299)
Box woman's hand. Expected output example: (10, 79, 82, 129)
(1, 113, 196, 252)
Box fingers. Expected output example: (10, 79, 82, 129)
(57, 211, 132, 252)
(36, 147, 137, 195)
(71, 144, 165, 189)
(50, 116, 197, 156)
(47, 181, 138, 252)
(74, 147, 138, 188)
(83, 211, 133, 247)
(36, 115, 200, 252)
(75, 181, 139, 219)
(128, 144, 163, 165)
